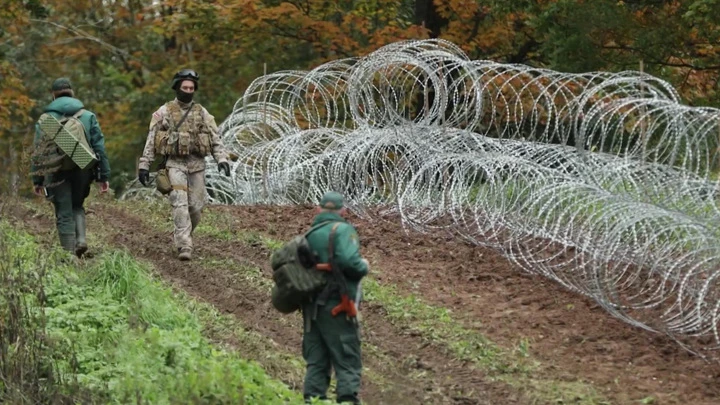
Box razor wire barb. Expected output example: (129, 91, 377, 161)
(122, 38, 720, 361)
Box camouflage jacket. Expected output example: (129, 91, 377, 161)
(139, 99, 228, 173)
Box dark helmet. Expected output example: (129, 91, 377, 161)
(171, 68, 200, 90)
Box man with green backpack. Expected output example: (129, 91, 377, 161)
(271, 191, 369, 404)
(30, 78, 111, 257)
(302, 191, 369, 404)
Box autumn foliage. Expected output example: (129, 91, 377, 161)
(0, 0, 718, 196)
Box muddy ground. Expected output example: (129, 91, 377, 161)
(213, 203, 720, 405)
(5, 199, 720, 405)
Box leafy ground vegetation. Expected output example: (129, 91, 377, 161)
(0, 214, 308, 404)
(2, 194, 720, 404)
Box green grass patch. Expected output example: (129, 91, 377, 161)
(361, 278, 516, 372)
(196, 210, 283, 250)
(182, 298, 309, 389)
(361, 279, 610, 404)
(0, 219, 307, 405)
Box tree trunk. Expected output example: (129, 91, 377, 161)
(4, 137, 19, 197)
(414, 0, 447, 38)
(9, 138, 18, 196)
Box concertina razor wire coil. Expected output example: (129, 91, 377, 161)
(122, 38, 720, 362)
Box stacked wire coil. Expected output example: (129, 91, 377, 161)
(123, 39, 720, 360)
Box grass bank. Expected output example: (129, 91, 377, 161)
(0, 218, 307, 404)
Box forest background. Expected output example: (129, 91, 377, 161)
(1, 0, 718, 196)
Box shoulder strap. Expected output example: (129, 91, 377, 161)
(61, 109, 89, 139)
(57, 109, 85, 122)
(174, 102, 194, 131)
(304, 220, 337, 238)
(327, 223, 341, 261)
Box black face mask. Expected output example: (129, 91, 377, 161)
(176, 89, 194, 103)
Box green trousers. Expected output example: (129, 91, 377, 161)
(302, 301, 362, 404)
(45, 168, 92, 252)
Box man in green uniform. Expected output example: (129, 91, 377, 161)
(30, 78, 111, 257)
(302, 191, 369, 404)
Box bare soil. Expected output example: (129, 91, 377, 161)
(212, 203, 720, 405)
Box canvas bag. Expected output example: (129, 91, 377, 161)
(270, 221, 338, 313)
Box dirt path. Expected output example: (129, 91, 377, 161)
(84, 202, 524, 405)
(210, 204, 720, 405)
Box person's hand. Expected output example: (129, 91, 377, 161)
(138, 169, 149, 186)
(33, 185, 44, 197)
(97, 181, 109, 194)
(218, 161, 231, 177)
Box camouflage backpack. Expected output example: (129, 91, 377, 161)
(270, 221, 338, 314)
(30, 109, 97, 176)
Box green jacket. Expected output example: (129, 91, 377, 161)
(31, 96, 111, 185)
(306, 211, 368, 303)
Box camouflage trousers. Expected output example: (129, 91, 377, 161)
(168, 167, 206, 250)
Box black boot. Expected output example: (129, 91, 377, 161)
(304, 395, 328, 404)
(58, 233, 76, 253)
(74, 208, 88, 257)
(336, 394, 361, 404)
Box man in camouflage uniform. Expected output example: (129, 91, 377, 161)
(137, 69, 230, 261)
(302, 191, 369, 404)
(31, 78, 111, 257)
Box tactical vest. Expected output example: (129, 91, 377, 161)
(154, 102, 213, 157)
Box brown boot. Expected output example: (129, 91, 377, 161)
(178, 247, 192, 261)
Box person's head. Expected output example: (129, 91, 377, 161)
(317, 191, 347, 216)
(51, 77, 74, 99)
(171, 68, 199, 103)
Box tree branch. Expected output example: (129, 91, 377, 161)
(507, 36, 539, 64)
(257, 19, 355, 59)
(601, 44, 720, 70)
(29, 18, 130, 58)
(465, 9, 487, 44)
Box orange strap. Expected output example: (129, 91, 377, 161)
(331, 294, 357, 318)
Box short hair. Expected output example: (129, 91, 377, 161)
(53, 89, 74, 98)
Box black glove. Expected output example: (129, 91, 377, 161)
(138, 169, 150, 186)
(218, 161, 230, 177)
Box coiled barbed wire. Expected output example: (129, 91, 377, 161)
(121, 38, 720, 360)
